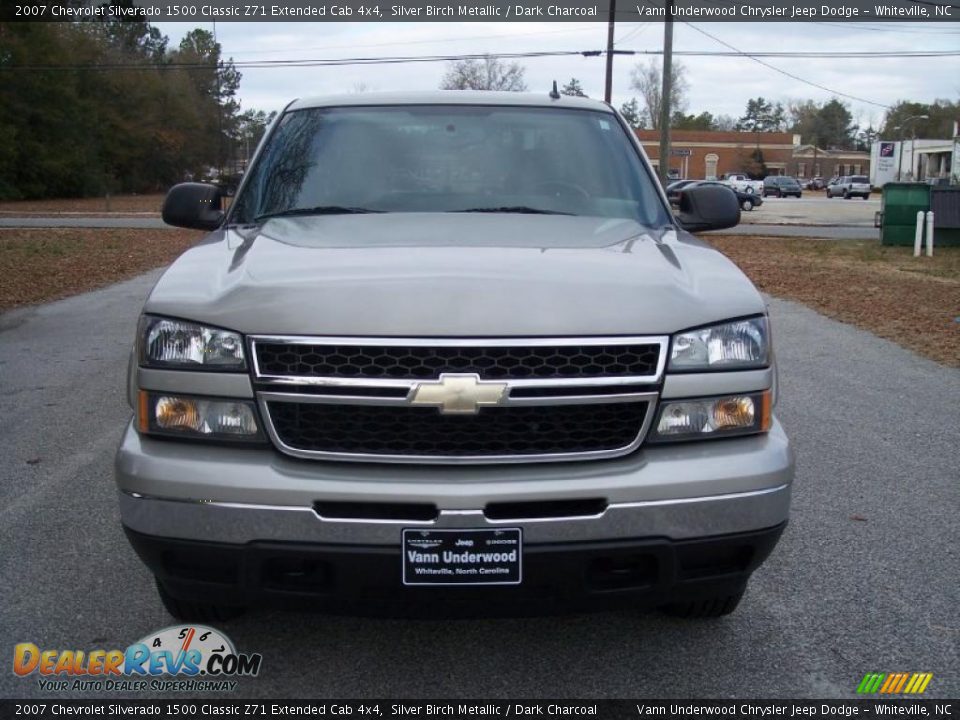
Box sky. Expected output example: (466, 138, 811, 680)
(154, 21, 960, 131)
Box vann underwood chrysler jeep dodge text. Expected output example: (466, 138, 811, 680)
(115, 92, 794, 621)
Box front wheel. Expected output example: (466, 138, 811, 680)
(741, 199, 754, 211)
(155, 578, 246, 623)
(662, 588, 745, 618)
(843, 191, 850, 200)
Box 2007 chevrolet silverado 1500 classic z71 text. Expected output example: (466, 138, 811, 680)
(115, 92, 793, 621)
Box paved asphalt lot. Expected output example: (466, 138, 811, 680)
(1, 272, 957, 700)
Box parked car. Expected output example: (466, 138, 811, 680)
(719, 173, 764, 195)
(803, 177, 826, 190)
(826, 175, 871, 199)
(763, 176, 802, 198)
(118, 91, 792, 621)
(679, 181, 764, 211)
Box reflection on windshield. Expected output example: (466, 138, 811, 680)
(231, 105, 670, 226)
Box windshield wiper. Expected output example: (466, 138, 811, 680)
(450, 206, 573, 216)
(254, 206, 383, 222)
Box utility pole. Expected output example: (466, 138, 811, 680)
(657, 9, 674, 185)
(213, 21, 224, 182)
(604, 0, 616, 103)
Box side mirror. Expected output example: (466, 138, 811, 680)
(162, 183, 224, 231)
(675, 184, 741, 232)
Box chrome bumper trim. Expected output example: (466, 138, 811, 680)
(119, 483, 791, 545)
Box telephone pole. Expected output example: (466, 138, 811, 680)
(657, 9, 674, 185)
(604, 0, 616, 103)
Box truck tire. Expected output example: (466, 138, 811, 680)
(155, 578, 246, 623)
(662, 588, 745, 618)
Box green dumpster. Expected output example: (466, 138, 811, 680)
(878, 183, 930, 246)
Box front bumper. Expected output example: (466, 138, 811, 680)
(115, 418, 794, 545)
(116, 416, 793, 610)
(125, 523, 787, 614)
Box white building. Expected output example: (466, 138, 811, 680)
(871, 122, 959, 186)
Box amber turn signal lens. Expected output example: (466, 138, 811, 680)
(651, 390, 772, 443)
(712, 396, 756, 430)
(155, 396, 203, 432)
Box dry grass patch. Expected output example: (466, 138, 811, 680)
(0, 228, 201, 312)
(0, 194, 166, 215)
(709, 235, 960, 367)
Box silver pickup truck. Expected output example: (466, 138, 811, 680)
(115, 92, 793, 621)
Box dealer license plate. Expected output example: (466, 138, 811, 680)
(402, 528, 522, 586)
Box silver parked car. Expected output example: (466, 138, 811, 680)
(827, 175, 872, 199)
(116, 92, 794, 621)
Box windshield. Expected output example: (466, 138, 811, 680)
(231, 105, 670, 225)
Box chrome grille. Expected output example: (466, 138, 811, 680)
(250, 336, 666, 464)
(268, 402, 649, 458)
(255, 341, 661, 380)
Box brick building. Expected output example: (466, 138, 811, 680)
(789, 145, 871, 180)
(635, 129, 870, 181)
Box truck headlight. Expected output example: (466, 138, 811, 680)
(138, 391, 266, 443)
(139, 316, 245, 370)
(669, 316, 768, 371)
(648, 391, 771, 443)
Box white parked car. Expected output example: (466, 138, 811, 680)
(827, 175, 871, 200)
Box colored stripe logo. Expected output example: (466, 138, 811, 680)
(857, 673, 933, 694)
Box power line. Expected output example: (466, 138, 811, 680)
(680, 22, 894, 109)
(3, 48, 958, 72)
(813, 20, 960, 32)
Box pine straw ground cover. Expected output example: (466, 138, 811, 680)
(1, 229, 957, 368)
(709, 235, 960, 368)
(0, 228, 200, 312)
(0, 194, 166, 214)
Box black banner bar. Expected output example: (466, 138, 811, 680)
(0, 700, 958, 720)
(3, 0, 960, 22)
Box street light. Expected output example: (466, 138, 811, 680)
(894, 114, 929, 181)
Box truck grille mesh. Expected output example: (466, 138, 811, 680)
(266, 402, 648, 458)
(255, 343, 660, 380)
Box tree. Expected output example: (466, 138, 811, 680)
(618, 98, 647, 130)
(713, 114, 737, 132)
(740, 148, 768, 180)
(672, 111, 716, 131)
(560, 78, 587, 97)
(629, 59, 688, 130)
(0, 19, 253, 199)
(440, 56, 527, 92)
(232, 109, 277, 170)
(736, 97, 786, 133)
(855, 125, 879, 152)
(789, 98, 855, 149)
(881, 99, 960, 140)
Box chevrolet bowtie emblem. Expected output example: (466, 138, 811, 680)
(410, 373, 507, 414)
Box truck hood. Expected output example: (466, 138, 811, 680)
(144, 213, 765, 336)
